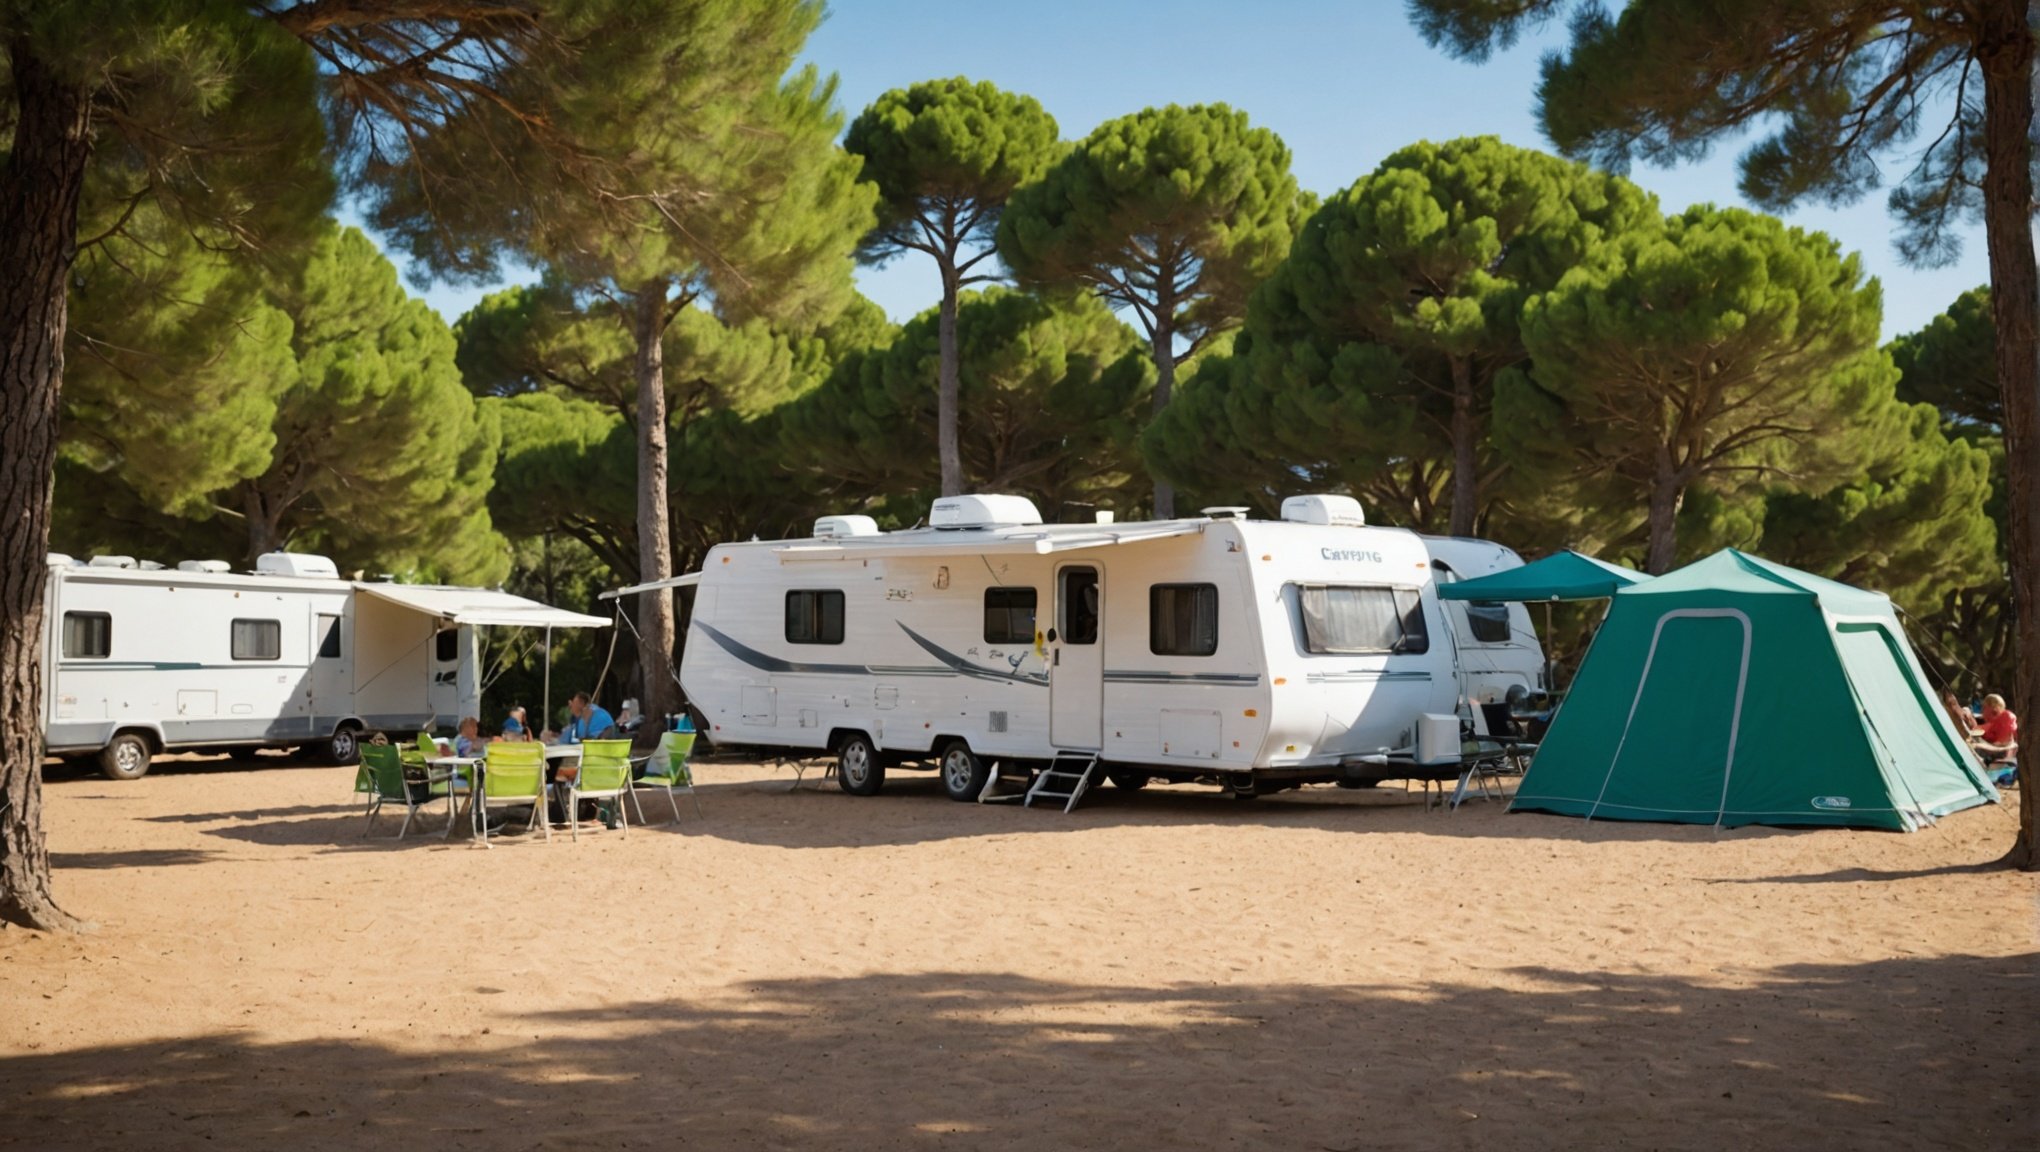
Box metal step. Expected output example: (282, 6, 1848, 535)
(1024, 753, 1100, 813)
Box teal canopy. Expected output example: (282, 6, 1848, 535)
(1437, 549, 1649, 602)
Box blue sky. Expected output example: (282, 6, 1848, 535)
(391, 0, 1990, 341)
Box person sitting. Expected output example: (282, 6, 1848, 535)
(1942, 691, 1981, 739)
(1973, 693, 2018, 767)
(500, 705, 529, 742)
(454, 716, 487, 758)
(616, 697, 642, 734)
(560, 691, 617, 744)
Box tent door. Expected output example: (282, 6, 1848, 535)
(1589, 609, 1752, 823)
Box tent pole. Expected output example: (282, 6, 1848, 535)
(1544, 601, 1555, 699)
(543, 624, 553, 737)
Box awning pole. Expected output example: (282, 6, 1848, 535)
(543, 624, 553, 736)
(1545, 601, 1556, 698)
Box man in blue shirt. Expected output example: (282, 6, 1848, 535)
(562, 692, 617, 744)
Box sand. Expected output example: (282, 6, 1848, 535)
(1, 752, 2033, 1150)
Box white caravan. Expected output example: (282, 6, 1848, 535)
(658, 494, 1543, 800)
(41, 551, 606, 779)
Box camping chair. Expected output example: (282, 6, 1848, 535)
(630, 730, 701, 824)
(567, 738, 633, 840)
(361, 744, 451, 839)
(478, 741, 549, 844)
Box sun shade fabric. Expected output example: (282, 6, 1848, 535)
(1436, 549, 1649, 602)
(1510, 549, 1996, 831)
(352, 582, 609, 628)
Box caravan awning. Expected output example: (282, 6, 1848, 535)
(353, 582, 611, 628)
(772, 522, 1206, 562)
(1436, 550, 1649, 602)
(601, 571, 703, 601)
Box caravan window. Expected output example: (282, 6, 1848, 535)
(983, 587, 1037, 644)
(1295, 585, 1429, 655)
(434, 628, 459, 663)
(62, 612, 111, 659)
(1150, 584, 1219, 657)
(1465, 601, 1513, 644)
(231, 619, 281, 661)
(785, 590, 845, 645)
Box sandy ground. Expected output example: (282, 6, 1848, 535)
(0, 752, 2034, 1151)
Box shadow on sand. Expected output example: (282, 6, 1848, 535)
(2, 954, 2030, 1151)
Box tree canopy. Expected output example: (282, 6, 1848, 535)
(1503, 205, 1895, 573)
(999, 103, 1304, 516)
(845, 76, 1061, 498)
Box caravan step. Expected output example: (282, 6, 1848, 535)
(1024, 754, 1101, 813)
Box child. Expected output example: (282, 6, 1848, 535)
(454, 716, 487, 758)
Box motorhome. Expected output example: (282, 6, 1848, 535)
(41, 551, 606, 779)
(656, 494, 1544, 801)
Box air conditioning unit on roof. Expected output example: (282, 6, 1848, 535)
(1280, 494, 1366, 527)
(255, 552, 339, 579)
(929, 494, 1043, 530)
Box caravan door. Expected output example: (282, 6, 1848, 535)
(1050, 564, 1103, 749)
(309, 611, 349, 732)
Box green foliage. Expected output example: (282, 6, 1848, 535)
(1890, 286, 2000, 431)
(1407, 0, 2022, 267)
(1153, 136, 1658, 533)
(999, 103, 1302, 349)
(779, 288, 1154, 514)
(846, 77, 1061, 269)
(1506, 204, 1895, 571)
(55, 223, 508, 584)
(486, 391, 638, 574)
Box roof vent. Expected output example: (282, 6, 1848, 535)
(177, 560, 232, 574)
(813, 514, 880, 539)
(255, 551, 339, 579)
(1280, 494, 1366, 527)
(46, 553, 78, 568)
(1202, 506, 1250, 520)
(930, 494, 1043, 530)
(88, 555, 137, 569)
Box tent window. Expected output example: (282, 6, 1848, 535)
(231, 619, 281, 661)
(785, 590, 845, 645)
(1465, 601, 1513, 644)
(1296, 585, 1429, 655)
(62, 612, 111, 659)
(1150, 584, 1219, 657)
(983, 587, 1037, 644)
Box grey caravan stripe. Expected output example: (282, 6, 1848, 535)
(1103, 670, 1262, 685)
(693, 620, 1049, 687)
(1305, 670, 1432, 684)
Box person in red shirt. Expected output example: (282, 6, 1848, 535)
(1974, 693, 2018, 765)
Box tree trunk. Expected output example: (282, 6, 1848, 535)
(937, 266, 963, 498)
(1149, 313, 1176, 519)
(1448, 355, 1478, 537)
(1644, 451, 1682, 575)
(1976, 0, 2038, 869)
(242, 486, 286, 562)
(0, 44, 94, 932)
(632, 284, 679, 732)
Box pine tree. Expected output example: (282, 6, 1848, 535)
(998, 103, 1306, 517)
(372, 0, 875, 730)
(1504, 205, 1894, 574)
(845, 77, 1061, 498)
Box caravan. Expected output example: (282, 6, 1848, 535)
(650, 494, 1544, 800)
(41, 551, 605, 779)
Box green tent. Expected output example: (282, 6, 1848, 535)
(1510, 549, 1998, 830)
(1437, 549, 1649, 602)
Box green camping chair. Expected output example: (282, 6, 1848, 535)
(478, 741, 549, 844)
(631, 731, 700, 824)
(568, 738, 634, 840)
(361, 743, 450, 839)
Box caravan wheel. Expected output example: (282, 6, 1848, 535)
(938, 741, 990, 802)
(836, 734, 884, 796)
(98, 734, 152, 781)
(321, 725, 362, 767)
